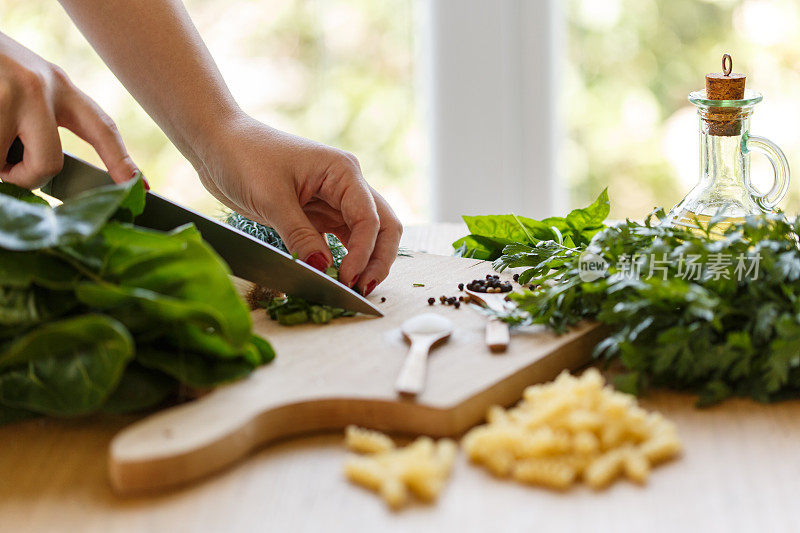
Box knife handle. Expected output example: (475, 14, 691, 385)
(5, 137, 23, 165)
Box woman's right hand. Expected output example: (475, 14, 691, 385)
(0, 32, 137, 188)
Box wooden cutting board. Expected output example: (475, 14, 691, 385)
(108, 253, 605, 494)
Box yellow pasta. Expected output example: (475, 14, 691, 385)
(462, 368, 681, 491)
(345, 425, 395, 454)
(513, 457, 578, 490)
(343, 428, 456, 510)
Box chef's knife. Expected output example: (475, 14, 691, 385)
(4, 144, 381, 316)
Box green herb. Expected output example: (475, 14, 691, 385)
(224, 212, 349, 267)
(455, 191, 800, 406)
(0, 177, 274, 423)
(412, 283, 425, 287)
(264, 294, 356, 326)
(452, 189, 609, 260)
(223, 213, 356, 326)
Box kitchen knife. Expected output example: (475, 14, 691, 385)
(4, 145, 381, 316)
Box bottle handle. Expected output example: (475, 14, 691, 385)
(743, 134, 791, 210)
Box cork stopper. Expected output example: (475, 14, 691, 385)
(704, 54, 747, 136)
(705, 54, 746, 100)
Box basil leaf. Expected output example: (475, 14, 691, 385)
(0, 251, 81, 289)
(0, 315, 134, 416)
(452, 189, 610, 259)
(564, 188, 610, 233)
(113, 171, 147, 221)
(137, 346, 258, 389)
(0, 287, 78, 328)
(0, 178, 142, 251)
(101, 363, 175, 414)
(71, 223, 251, 347)
(0, 183, 50, 206)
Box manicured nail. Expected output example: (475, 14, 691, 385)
(305, 252, 328, 272)
(132, 169, 150, 190)
(350, 274, 360, 289)
(365, 280, 377, 296)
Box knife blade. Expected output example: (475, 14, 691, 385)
(36, 152, 382, 317)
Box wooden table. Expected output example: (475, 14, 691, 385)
(2, 224, 800, 533)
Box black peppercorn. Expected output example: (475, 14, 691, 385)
(458, 283, 464, 291)
(512, 273, 519, 282)
(454, 301, 460, 309)
(428, 297, 435, 305)
(380, 297, 386, 303)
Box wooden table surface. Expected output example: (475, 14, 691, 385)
(3, 223, 800, 533)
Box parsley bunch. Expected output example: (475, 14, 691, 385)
(455, 193, 800, 405)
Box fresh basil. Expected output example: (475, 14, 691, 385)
(0, 315, 134, 416)
(453, 189, 609, 260)
(0, 177, 274, 423)
(0, 177, 142, 251)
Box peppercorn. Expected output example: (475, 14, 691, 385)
(454, 301, 460, 309)
(512, 273, 519, 282)
(428, 297, 435, 305)
(380, 297, 386, 303)
(458, 283, 464, 291)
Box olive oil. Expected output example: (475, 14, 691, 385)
(670, 210, 746, 237)
(663, 56, 789, 233)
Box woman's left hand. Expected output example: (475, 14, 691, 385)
(195, 112, 402, 296)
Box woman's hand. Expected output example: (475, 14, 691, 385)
(53, 0, 403, 294)
(197, 114, 402, 295)
(0, 32, 137, 188)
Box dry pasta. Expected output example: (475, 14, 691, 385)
(343, 426, 457, 510)
(462, 369, 681, 490)
(345, 425, 395, 454)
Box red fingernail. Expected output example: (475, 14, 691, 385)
(350, 274, 360, 289)
(305, 252, 329, 272)
(365, 280, 377, 296)
(133, 169, 150, 190)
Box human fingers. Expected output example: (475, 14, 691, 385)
(56, 83, 139, 184)
(355, 189, 402, 296)
(319, 153, 379, 287)
(267, 192, 334, 273)
(1, 100, 62, 188)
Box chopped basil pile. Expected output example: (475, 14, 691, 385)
(0, 177, 273, 424)
(455, 190, 800, 406)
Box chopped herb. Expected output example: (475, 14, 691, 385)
(413, 283, 425, 287)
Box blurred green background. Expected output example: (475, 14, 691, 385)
(3, 0, 800, 221)
(2, 0, 423, 220)
(566, 0, 800, 218)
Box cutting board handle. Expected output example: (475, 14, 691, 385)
(108, 385, 459, 495)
